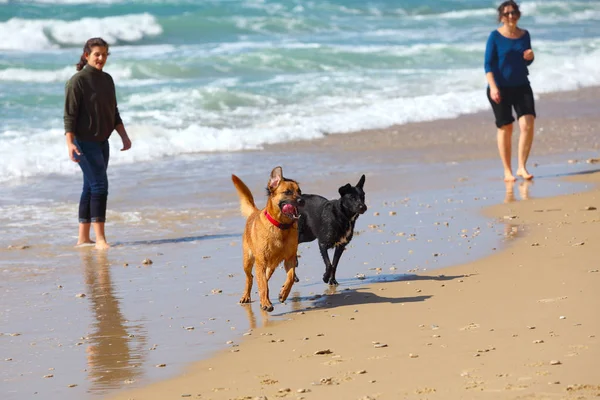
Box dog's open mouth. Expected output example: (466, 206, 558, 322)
(281, 203, 299, 219)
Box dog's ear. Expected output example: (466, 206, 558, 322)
(338, 183, 352, 196)
(269, 166, 283, 190)
(357, 174, 366, 189)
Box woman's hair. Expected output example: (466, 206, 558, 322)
(76, 37, 110, 71)
(497, 0, 521, 22)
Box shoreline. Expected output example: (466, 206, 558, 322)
(107, 167, 600, 400)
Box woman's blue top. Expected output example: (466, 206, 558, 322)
(484, 29, 534, 88)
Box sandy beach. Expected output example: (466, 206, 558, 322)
(98, 90, 600, 399)
(107, 176, 600, 400)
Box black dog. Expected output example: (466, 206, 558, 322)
(297, 175, 367, 285)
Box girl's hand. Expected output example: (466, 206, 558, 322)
(65, 132, 81, 162)
(120, 134, 132, 151)
(523, 49, 534, 61)
(68, 142, 81, 162)
(490, 86, 501, 104)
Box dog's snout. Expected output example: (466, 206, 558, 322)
(296, 196, 305, 207)
(359, 204, 367, 213)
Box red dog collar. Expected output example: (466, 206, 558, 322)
(264, 210, 293, 230)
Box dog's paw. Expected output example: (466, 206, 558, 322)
(322, 274, 331, 284)
(239, 296, 251, 304)
(261, 303, 274, 312)
(328, 278, 339, 286)
(279, 289, 288, 303)
(294, 273, 300, 283)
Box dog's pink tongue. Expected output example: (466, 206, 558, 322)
(282, 204, 296, 216)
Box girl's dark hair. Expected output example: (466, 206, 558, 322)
(497, 0, 521, 22)
(76, 37, 110, 71)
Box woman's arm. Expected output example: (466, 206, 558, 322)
(484, 33, 501, 104)
(523, 31, 534, 65)
(64, 78, 82, 162)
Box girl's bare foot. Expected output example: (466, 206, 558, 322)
(95, 240, 110, 250)
(517, 168, 534, 180)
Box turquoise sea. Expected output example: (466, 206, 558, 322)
(1, 0, 600, 182)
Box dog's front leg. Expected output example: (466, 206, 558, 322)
(319, 242, 334, 285)
(279, 256, 297, 303)
(328, 245, 346, 286)
(255, 263, 274, 312)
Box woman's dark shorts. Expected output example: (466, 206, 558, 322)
(487, 84, 536, 128)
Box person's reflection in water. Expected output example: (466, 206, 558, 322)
(504, 180, 516, 203)
(518, 180, 532, 200)
(504, 179, 532, 203)
(501, 180, 533, 239)
(81, 251, 145, 393)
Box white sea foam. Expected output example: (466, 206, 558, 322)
(0, 65, 132, 83)
(0, 13, 162, 51)
(0, 88, 485, 182)
(2, 36, 599, 184)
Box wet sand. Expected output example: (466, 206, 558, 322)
(109, 171, 600, 400)
(2, 87, 600, 399)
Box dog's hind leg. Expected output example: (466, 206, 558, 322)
(279, 256, 297, 303)
(318, 242, 334, 285)
(328, 245, 346, 286)
(293, 256, 300, 283)
(266, 265, 277, 281)
(239, 250, 254, 304)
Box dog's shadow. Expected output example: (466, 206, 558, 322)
(300, 288, 431, 311)
(278, 273, 468, 314)
(367, 273, 470, 284)
(240, 273, 468, 328)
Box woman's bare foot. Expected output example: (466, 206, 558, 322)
(517, 168, 534, 180)
(504, 172, 516, 182)
(75, 241, 95, 248)
(95, 240, 110, 250)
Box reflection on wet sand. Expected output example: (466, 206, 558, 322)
(242, 290, 307, 329)
(81, 251, 146, 394)
(504, 180, 532, 203)
(519, 180, 532, 200)
(242, 304, 273, 329)
(502, 180, 533, 239)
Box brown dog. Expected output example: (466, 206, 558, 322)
(231, 166, 304, 312)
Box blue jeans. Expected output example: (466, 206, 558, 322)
(75, 140, 110, 223)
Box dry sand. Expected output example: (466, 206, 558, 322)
(108, 169, 600, 397)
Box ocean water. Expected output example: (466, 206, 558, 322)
(1, 0, 600, 183)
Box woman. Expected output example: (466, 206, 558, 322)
(485, 1, 535, 182)
(64, 37, 132, 250)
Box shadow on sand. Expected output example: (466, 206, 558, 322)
(532, 165, 600, 180)
(240, 273, 468, 328)
(112, 233, 240, 247)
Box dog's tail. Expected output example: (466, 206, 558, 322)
(231, 174, 259, 218)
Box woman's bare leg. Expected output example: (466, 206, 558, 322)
(497, 123, 516, 181)
(76, 223, 95, 246)
(92, 222, 110, 250)
(516, 114, 535, 180)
